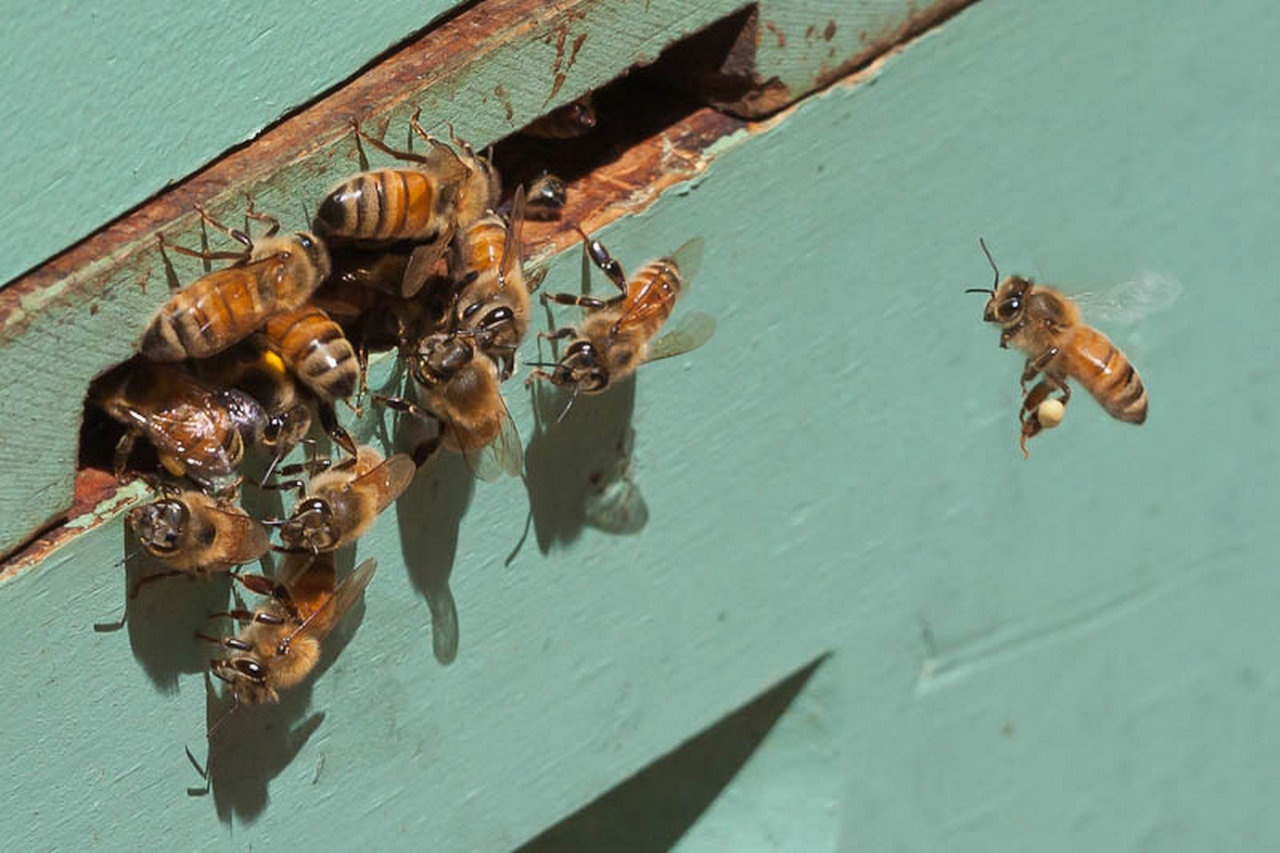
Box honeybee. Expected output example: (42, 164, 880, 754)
(142, 206, 330, 361)
(523, 93, 597, 139)
(379, 333, 523, 479)
(446, 188, 540, 378)
(277, 445, 415, 552)
(127, 490, 270, 596)
(522, 172, 568, 222)
(260, 306, 360, 456)
(530, 230, 716, 408)
(315, 111, 499, 298)
(90, 361, 253, 494)
(967, 239, 1148, 457)
(192, 341, 314, 467)
(199, 552, 376, 706)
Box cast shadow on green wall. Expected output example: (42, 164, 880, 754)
(521, 654, 829, 852)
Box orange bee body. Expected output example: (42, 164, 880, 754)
(262, 306, 360, 404)
(970, 240, 1148, 456)
(141, 231, 330, 361)
(535, 234, 714, 395)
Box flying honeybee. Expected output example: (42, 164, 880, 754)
(530, 230, 716, 410)
(378, 332, 523, 479)
(314, 110, 499, 298)
(90, 361, 258, 494)
(276, 445, 415, 553)
(141, 205, 330, 361)
(446, 188, 542, 379)
(127, 490, 270, 596)
(199, 552, 376, 707)
(967, 239, 1150, 457)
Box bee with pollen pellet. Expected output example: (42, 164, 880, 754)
(79, 109, 717, 755)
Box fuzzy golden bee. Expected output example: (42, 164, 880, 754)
(199, 552, 376, 706)
(379, 333, 523, 480)
(967, 239, 1148, 457)
(127, 490, 270, 596)
(276, 445, 415, 553)
(141, 206, 330, 361)
(446, 188, 540, 379)
(314, 110, 499, 298)
(531, 230, 715, 407)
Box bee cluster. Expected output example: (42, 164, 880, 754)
(85, 106, 715, 728)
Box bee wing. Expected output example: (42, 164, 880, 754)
(667, 237, 706, 287)
(422, 136, 471, 187)
(462, 399, 524, 482)
(208, 504, 272, 563)
(354, 452, 418, 514)
(127, 407, 235, 476)
(290, 557, 377, 642)
(401, 239, 450, 299)
(1073, 270, 1183, 326)
(500, 187, 526, 287)
(641, 311, 717, 364)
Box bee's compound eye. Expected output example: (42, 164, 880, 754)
(296, 234, 315, 250)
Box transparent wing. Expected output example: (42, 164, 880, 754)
(1074, 270, 1183, 326)
(355, 452, 417, 513)
(500, 186, 526, 286)
(464, 400, 523, 482)
(667, 237, 705, 286)
(642, 311, 717, 363)
(401, 238, 450, 298)
(294, 557, 377, 641)
(130, 407, 236, 476)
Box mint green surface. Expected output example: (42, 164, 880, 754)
(2, 0, 1279, 849)
(0, 1, 463, 283)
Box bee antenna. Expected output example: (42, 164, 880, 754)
(524, 361, 557, 368)
(964, 288, 994, 295)
(978, 237, 1000, 289)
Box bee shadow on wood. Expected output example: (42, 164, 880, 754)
(395, 426, 473, 666)
(522, 375, 649, 554)
(98, 524, 237, 694)
(195, 550, 367, 823)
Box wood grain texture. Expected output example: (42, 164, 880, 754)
(0, 0, 748, 558)
(0, 0, 468, 286)
(3, 0, 1279, 849)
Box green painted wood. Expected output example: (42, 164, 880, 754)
(0, 0, 468, 286)
(0, 0, 750, 557)
(2, 0, 1278, 850)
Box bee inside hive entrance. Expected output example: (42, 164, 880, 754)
(73, 6, 757, 496)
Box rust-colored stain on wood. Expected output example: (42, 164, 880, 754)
(0, 0, 608, 334)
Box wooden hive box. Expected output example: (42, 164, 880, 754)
(2, 0, 1278, 848)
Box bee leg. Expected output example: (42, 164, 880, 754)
(574, 226, 628, 291)
(1018, 377, 1070, 458)
(243, 197, 281, 238)
(351, 118, 431, 165)
(541, 292, 618, 310)
(374, 393, 434, 424)
(1019, 348, 1059, 395)
(317, 403, 358, 458)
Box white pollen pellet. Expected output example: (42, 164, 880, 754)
(1036, 398, 1067, 429)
